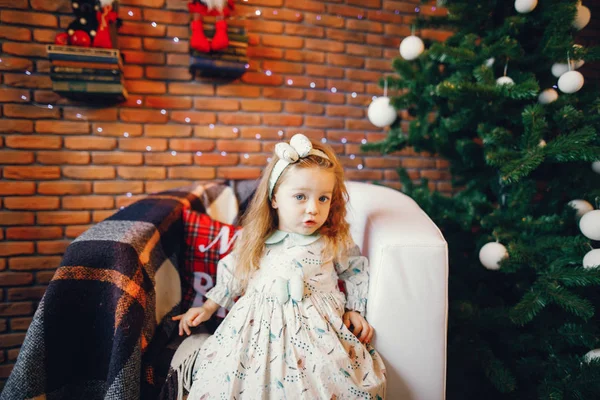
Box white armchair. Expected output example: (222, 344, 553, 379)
(346, 181, 448, 400)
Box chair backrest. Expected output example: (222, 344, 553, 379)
(345, 181, 448, 400)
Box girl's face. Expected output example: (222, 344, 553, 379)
(271, 166, 335, 235)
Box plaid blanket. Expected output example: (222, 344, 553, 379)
(1, 181, 239, 400)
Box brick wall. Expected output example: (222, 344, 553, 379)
(0, 0, 455, 382)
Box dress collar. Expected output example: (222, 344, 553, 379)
(265, 229, 322, 246)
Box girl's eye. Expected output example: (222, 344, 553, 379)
(319, 196, 330, 202)
(295, 194, 305, 201)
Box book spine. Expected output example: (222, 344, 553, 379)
(48, 53, 121, 65)
(190, 57, 248, 71)
(52, 81, 125, 94)
(51, 60, 121, 70)
(51, 66, 120, 75)
(51, 73, 122, 83)
(47, 45, 120, 58)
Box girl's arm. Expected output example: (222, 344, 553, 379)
(335, 239, 369, 316)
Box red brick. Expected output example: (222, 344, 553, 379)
(326, 105, 364, 118)
(0, 26, 32, 41)
(218, 113, 261, 126)
(241, 72, 283, 86)
(247, 7, 302, 22)
(4, 197, 59, 211)
(193, 98, 239, 111)
(262, 87, 305, 100)
(167, 167, 215, 180)
(116, 195, 146, 208)
(284, 102, 324, 115)
(63, 108, 119, 121)
(366, 10, 403, 24)
(0, 119, 34, 133)
(240, 154, 269, 166)
(3, 73, 52, 89)
(2, 42, 48, 58)
(0, 272, 33, 286)
(306, 64, 344, 78)
(245, 20, 283, 34)
(1, 10, 57, 27)
(169, 139, 214, 152)
(193, 154, 238, 166)
(145, 180, 192, 193)
(0, 319, 6, 332)
(119, 21, 166, 37)
(364, 157, 402, 168)
(306, 91, 345, 104)
(284, 50, 326, 64)
(239, 128, 283, 140)
(0, 88, 30, 104)
(3, 166, 60, 180)
(305, 38, 344, 53)
(0, 151, 34, 164)
(304, 13, 345, 28)
(143, 8, 187, 24)
(0, 302, 34, 317)
(92, 152, 143, 165)
(0, 243, 34, 257)
(146, 66, 191, 81)
(240, 99, 282, 112)
(117, 167, 166, 179)
(92, 211, 117, 223)
(93, 181, 144, 195)
(326, 28, 365, 44)
(262, 60, 304, 74)
(6, 227, 62, 240)
(9, 256, 62, 271)
(263, 115, 304, 127)
(0, 212, 34, 226)
(119, 138, 167, 152)
(126, 80, 167, 94)
(4, 104, 59, 119)
(328, 4, 365, 18)
(7, 286, 47, 301)
(66, 225, 91, 238)
(401, 158, 437, 169)
(346, 69, 381, 82)
(117, 36, 143, 50)
(262, 34, 303, 49)
(346, 19, 383, 33)
(120, 109, 169, 123)
(247, 47, 284, 60)
(92, 123, 143, 137)
(170, 111, 216, 125)
(165, 53, 189, 66)
(216, 140, 262, 153)
(216, 168, 261, 180)
(35, 271, 56, 284)
(10, 317, 33, 331)
(30, 0, 70, 12)
(62, 166, 115, 180)
(64, 137, 116, 150)
(345, 169, 383, 180)
(0, 57, 33, 72)
(37, 151, 90, 165)
(7, 348, 19, 361)
(305, 116, 344, 129)
(168, 82, 215, 96)
(37, 181, 91, 195)
(0, 333, 27, 347)
(37, 211, 90, 225)
(145, 152, 192, 165)
(62, 196, 115, 210)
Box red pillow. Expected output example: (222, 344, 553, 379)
(182, 209, 242, 318)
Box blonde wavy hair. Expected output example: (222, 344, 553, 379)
(233, 139, 352, 285)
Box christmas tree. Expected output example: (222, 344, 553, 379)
(365, 0, 600, 398)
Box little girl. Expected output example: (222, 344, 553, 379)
(173, 134, 387, 399)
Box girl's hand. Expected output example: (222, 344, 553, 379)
(172, 306, 212, 336)
(343, 310, 374, 344)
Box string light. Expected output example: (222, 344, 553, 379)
(185, 117, 191, 123)
(151, 22, 157, 27)
(267, 157, 272, 162)
(171, 151, 177, 156)
(173, 37, 179, 43)
(209, 124, 215, 129)
(278, 130, 284, 137)
(48, 105, 54, 109)
(331, 87, 337, 93)
(128, 10, 133, 16)
(221, 151, 227, 156)
(233, 127, 239, 133)
(123, 132, 129, 137)
(255, 133, 261, 139)
(357, 164, 364, 170)
(321, 138, 327, 143)
(244, 154, 249, 159)
(255, 10, 261, 16)
(21, 95, 27, 100)
(265, 70, 272, 76)
(351, 92, 357, 98)
(361, 138, 367, 144)
(341, 138, 347, 144)
(316, 15, 321, 20)
(161, 109, 166, 115)
(25, 71, 31, 75)
(146, 146, 152, 151)
(350, 154, 356, 160)
(126, 192, 132, 198)
(287, 79, 293, 85)
(310, 82, 316, 88)
(97, 127, 103, 132)
(196, 151, 203, 156)
(136, 99, 142, 105)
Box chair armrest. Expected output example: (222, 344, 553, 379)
(346, 181, 448, 400)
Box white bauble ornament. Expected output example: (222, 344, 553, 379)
(479, 242, 508, 270)
(592, 161, 600, 174)
(579, 209, 600, 240)
(551, 63, 570, 78)
(538, 139, 547, 148)
(514, 0, 537, 13)
(558, 70, 584, 93)
(538, 88, 558, 104)
(496, 76, 514, 86)
(573, 4, 591, 30)
(399, 36, 425, 60)
(485, 57, 495, 68)
(367, 96, 397, 127)
(583, 249, 600, 269)
(568, 199, 594, 218)
(584, 349, 600, 363)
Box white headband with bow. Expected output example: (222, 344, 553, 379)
(268, 133, 330, 199)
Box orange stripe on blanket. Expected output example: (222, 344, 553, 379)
(53, 266, 147, 309)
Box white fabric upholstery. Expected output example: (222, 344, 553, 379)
(346, 181, 448, 400)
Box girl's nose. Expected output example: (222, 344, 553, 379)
(306, 199, 318, 214)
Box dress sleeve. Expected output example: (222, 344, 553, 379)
(205, 253, 244, 310)
(334, 239, 369, 315)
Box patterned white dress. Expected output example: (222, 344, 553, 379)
(188, 230, 387, 399)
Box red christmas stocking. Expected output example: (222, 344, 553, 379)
(190, 19, 210, 53)
(211, 19, 229, 51)
(93, 5, 117, 48)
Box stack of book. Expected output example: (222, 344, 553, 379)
(190, 24, 248, 78)
(46, 45, 127, 101)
